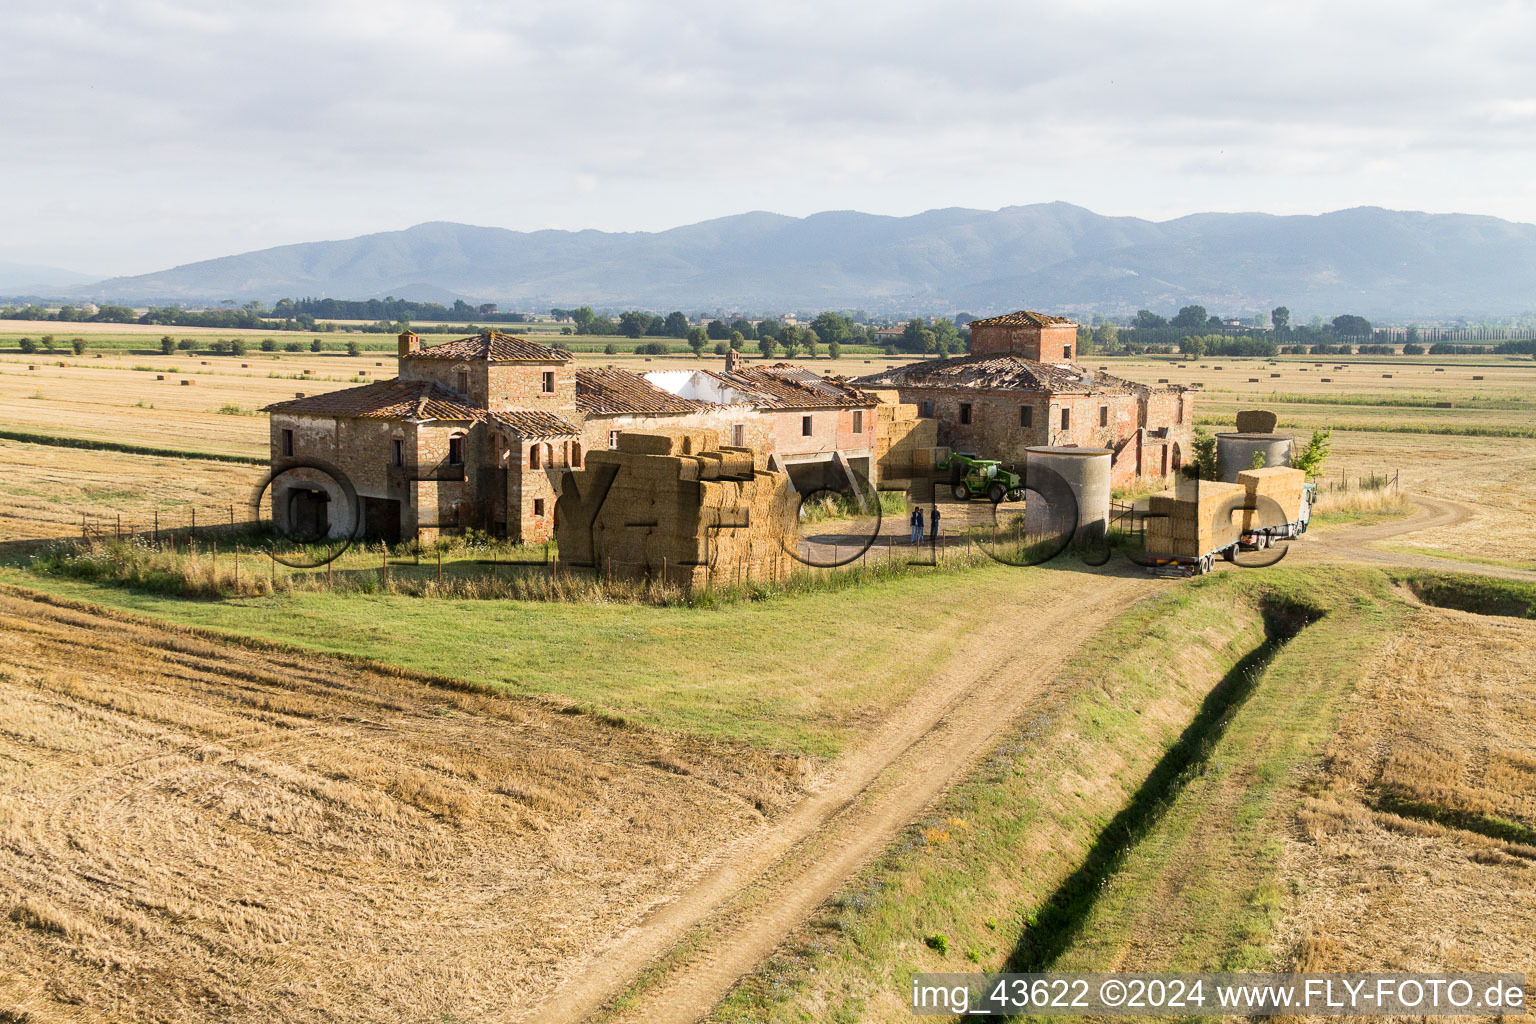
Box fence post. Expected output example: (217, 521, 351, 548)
(82, 512, 87, 541)
(229, 504, 234, 529)
(154, 510, 159, 548)
(437, 549, 442, 585)
(191, 508, 196, 533)
(270, 550, 276, 587)
(233, 546, 238, 589)
(116, 513, 121, 541)
(382, 549, 388, 587)
(212, 540, 217, 585)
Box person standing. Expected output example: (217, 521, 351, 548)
(929, 503, 941, 543)
(910, 505, 924, 545)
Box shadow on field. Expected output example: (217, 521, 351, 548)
(1000, 597, 1324, 981)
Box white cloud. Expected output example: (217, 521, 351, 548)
(2, 0, 1534, 274)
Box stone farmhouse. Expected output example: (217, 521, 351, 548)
(263, 332, 878, 544)
(857, 311, 1193, 488)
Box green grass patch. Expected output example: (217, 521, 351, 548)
(1396, 570, 1536, 619)
(0, 557, 1082, 757)
(0, 428, 265, 464)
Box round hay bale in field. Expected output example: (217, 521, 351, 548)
(1382, 373, 1393, 378)
(180, 379, 193, 386)
(156, 374, 165, 380)
(1473, 375, 1485, 380)
(1248, 377, 1260, 382)
(295, 392, 305, 398)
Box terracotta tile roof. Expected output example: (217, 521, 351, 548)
(576, 367, 719, 415)
(705, 363, 876, 409)
(262, 378, 482, 421)
(966, 310, 1078, 329)
(408, 330, 572, 363)
(855, 355, 1166, 395)
(487, 410, 580, 438)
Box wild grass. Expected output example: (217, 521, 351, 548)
(796, 489, 908, 523)
(27, 529, 996, 608)
(8, 545, 1068, 755)
(1308, 484, 1407, 525)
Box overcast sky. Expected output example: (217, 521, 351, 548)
(6, 0, 1536, 276)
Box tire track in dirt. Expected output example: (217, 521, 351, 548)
(526, 567, 1163, 1024)
(1301, 493, 1536, 582)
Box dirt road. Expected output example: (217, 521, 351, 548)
(535, 490, 1530, 1024)
(524, 564, 1162, 1024)
(1302, 492, 1536, 582)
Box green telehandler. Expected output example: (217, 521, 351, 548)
(936, 451, 1025, 503)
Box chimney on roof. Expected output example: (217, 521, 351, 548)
(724, 348, 743, 373)
(397, 330, 420, 359)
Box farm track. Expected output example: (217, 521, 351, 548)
(1305, 492, 1536, 582)
(540, 492, 1529, 1024)
(528, 566, 1162, 1024)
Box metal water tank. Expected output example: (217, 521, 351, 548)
(1216, 433, 1293, 482)
(1024, 446, 1112, 540)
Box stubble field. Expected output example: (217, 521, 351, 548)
(0, 588, 805, 1023)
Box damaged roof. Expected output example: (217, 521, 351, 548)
(487, 410, 580, 438)
(965, 310, 1078, 329)
(855, 354, 1175, 395)
(576, 367, 720, 415)
(262, 378, 482, 421)
(704, 363, 876, 409)
(407, 330, 572, 363)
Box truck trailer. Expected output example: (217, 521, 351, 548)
(1141, 467, 1314, 575)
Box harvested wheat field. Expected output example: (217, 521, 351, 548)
(0, 589, 805, 1023)
(0, 440, 265, 543)
(1276, 602, 1536, 985)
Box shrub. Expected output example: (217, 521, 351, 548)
(284, 341, 303, 352)
(603, 343, 618, 355)
(260, 338, 277, 352)
(161, 336, 175, 354)
(310, 339, 323, 352)
(177, 338, 196, 350)
(827, 340, 841, 360)
(41, 334, 55, 351)
(346, 341, 360, 357)
(71, 338, 86, 355)
(18, 337, 37, 354)
(634, 341, 668, 355)
(713, 343, 728, 355)
(209, 339, 231, 354)
(924, 933, 949, 954)
(230, 339, 248, 356)
(1402, 343, 1424, 355)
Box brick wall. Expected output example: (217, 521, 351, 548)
(888, 388, 1049, 465)
(969, 323, 1077, 362)
(769, 407, 877, 460)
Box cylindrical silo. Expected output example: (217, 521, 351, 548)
(1216, 433, 1293, 482)
(1024, 446, 1112, 541)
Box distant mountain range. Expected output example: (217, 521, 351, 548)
(0, 260, 100, 294)
(48, 203, 1536, 318)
